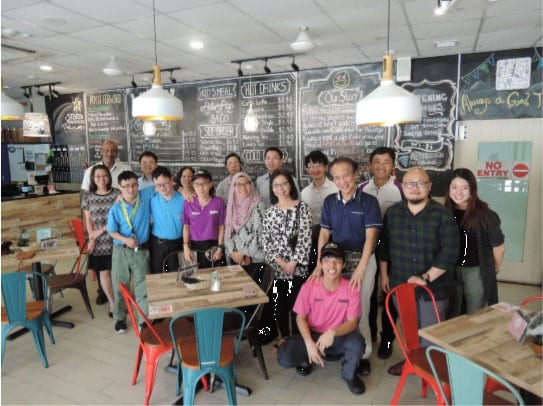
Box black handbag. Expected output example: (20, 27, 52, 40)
(287, 203, 300, 250)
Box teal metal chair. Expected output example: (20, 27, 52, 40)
(1, 271, 51, 368)
(170, 307, 246, 405)
(426, 345, 525, 405)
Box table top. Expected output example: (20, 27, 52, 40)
(1, 238, 80, 271)
(146, 265, 269, 319)
(419, 305, 543, 397)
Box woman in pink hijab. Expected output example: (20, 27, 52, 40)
(224, 172, 267, 268)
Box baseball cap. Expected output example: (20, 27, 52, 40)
(320, 242, 345, 259)
(192, 169, 212, 182)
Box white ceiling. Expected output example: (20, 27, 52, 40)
(2, 0, 542, 101)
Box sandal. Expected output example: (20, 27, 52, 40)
(271, 337, 287, 354)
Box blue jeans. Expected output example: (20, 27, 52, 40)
(277, 330, 365, 380)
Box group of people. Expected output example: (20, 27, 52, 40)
(80, 139, 505, 395)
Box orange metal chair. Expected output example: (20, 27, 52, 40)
(385, 283, 449, 405)
(520, 295, 543, 308)
(118, 283, 208, 406)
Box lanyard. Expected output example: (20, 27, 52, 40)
(121, 194, 140, 234)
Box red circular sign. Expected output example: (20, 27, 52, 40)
(512, 163, 529, 178)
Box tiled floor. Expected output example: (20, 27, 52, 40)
(1, 281, 540, 405)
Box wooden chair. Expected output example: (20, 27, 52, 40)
(46, 219, 94, 319)
(385, 282, 449, 405)
(170, 307, 246, 405)
(426, 345, 525, 405)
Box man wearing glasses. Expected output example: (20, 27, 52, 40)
(378, 167, 458, 347)
(149, 166, 184, 274)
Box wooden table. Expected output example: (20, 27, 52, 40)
(146, 264, 268, 319)
(1, 238, 79, 270)
(419, 305, 543, 397)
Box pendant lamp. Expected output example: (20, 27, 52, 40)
(355, 0, 421, 126)
(1, 79, 25, 121)
(132, 0, 183, 121)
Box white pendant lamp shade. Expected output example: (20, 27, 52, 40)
(244, 102, 258, 132)
(132, 65, 183, 121)
(291, 26, 316, 53)
(356, 55, 422, 126)
(102, 56, 123, 76)
(1, 80, 25, 121)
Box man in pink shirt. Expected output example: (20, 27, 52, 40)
(277, 242, 366, 395)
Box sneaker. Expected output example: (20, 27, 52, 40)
(343, 375, 366, 395)
(377, 335, 394, 359)
(295, 362, 312, 376)
(114, 320, 127, 334)
(357, 358, 371, 376)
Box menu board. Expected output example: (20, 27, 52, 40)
(299, 65, 389, 183)
(84, 91, 128, 162)
(459, 48, 543, 120)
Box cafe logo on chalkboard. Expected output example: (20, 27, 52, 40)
(332, 71, 350, 89)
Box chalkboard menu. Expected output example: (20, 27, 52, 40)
(85, 91, 128, 162)
(459, 47, 543, 120)
(127, 74, 297, 181)
(299, 65, 389, 183)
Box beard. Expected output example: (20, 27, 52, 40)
(407, 198, 425, 205)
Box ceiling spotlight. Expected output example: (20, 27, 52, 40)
(291, 26, 316, 53)
(263, 58, 271, 74)
(237, 63, 243, 77)
(434, 0, 457, 15)
(48, 85, 58, 98)
(291, 55, 299, 72)
(102, 56, 123, 76)
(52, 87, 60, 97)
(36, 86, 45, 96)
(131, 76, 138, 88)
(23, 88, 31, 98)
(169, 70, 177, 84)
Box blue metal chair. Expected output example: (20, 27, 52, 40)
(426, 345, 525, 405)
(1, 271, 51, 368)
(169, 307, 246, 405)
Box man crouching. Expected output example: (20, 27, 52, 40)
(277, 242, 366, 394)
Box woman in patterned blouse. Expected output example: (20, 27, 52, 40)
(81, 165, 120, 318)
(263, 169, 312, 344)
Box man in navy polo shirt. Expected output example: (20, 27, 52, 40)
(311, 157, 382, 377)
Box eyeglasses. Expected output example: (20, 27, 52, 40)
(307, 163, 324, 170)
(402, 180, 429, 189)
(235, 181, 250, 188)
(154, 183, 170, 189)
(272, 181, 290, 189)
(120, 183, 138, 189)
(193, 182, 210, 188)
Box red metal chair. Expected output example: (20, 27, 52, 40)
(385, 283, 449, 405)
(118, 283, 208, 406)
(520, 295, 543, 308)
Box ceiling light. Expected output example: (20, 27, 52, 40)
(36, 86, 45, 96)
(40, 65, 52, 72)
(237, 63, 244, 77)
(102, 56, 124, 76)
(190, 41, 204, 50)
(356, 0, 422, 126)
(263, 59, 271, 74)
(434, 39, 458, 48)
(291, 26, 316, 53)
(142, 120, 157, 136)
(434, 0, 457, 16)
(291, 55, 299, 72)
(132, 0, 183, 121)
(1, 79, 25, 121)
(52, 88, 60, 98)
(131, 76, 138, 88)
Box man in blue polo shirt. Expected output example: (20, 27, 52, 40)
(107, 170, 153, 334)
(312, 156, 382, 378)
(149, 166, 184, 274)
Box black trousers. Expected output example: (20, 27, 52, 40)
(274, 276, 304, 338)
(369, 274, 398, 342)
(150, 235, 183, 274)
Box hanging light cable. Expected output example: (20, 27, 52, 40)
(355, 0, 422, 126)
(132, 0, 183, 121)
(243, 74, 258, 132)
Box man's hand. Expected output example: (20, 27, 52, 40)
(348, 266, 365, 289)
(407, 275, 427, 286)
(184, 248, 193, 262)
(124, 236, 138, 249)
(316, 329, 335, 354)
(308, 262, 323, 281)
(305, 340, 324, 367)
